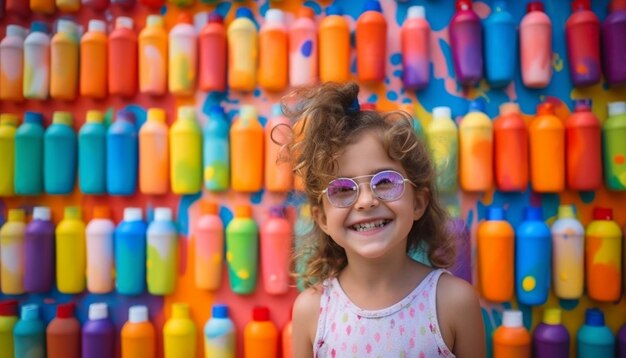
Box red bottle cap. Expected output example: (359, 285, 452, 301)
(57, 303, 75, 318)
(208, 12, 223, 24)
(537, 102, 555, 115)
(252, 306, 270, 321)
(455, 0, 472, 11)
(572, 0, 591, 11)
(0, 300, 18, 316)
(527, 2, 545, 13)
(592, 207, 613, 220)
(178, 12, 193, 24)
(361, 103, 377, 111)
(611, 0, 626, 11)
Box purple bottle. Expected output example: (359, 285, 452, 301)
(82, 303, 115, 358)
(448, 212, 471, 283)
(23, 206, 55, 293)
(534, 308, 570, 358)
(449, 0, 483, 86)
(602, 0, 626, 86)
(618, 322, 626, 358)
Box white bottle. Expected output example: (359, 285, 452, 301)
(0, 25, 27, 101)
(23, 21, 51, 100)
(168, 14, 197, 96)
(86, 207, 116, 293)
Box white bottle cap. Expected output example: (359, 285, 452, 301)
(407, 6, 425, 19)
(57, 19, 77, 35)
(89, 303, 108, 320)
(177, 106, 196, 120)
(6, 25, 27, 39)
(240, 105, 257, 119)
(146, 15, 164, 28)
(265, 9, 284, 24)
(116, 17, 134, 30)
(88, 19, 106, 33)
(155, 207, 172, 221)
(608, 101, 626, 117)
(124, 207, 142, 221)
(33, 207, 51, 221)
(128, 305, 148, 323)
(194, 12, 209, 32)
(433, 106, 451, 120)
(502, 310, 523, 328)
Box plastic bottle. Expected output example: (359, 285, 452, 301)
(265, 104, 293, 192)
(494, 103, 528, 192)
(13, 305, 45, 358)
(355, 0, 387, 83)
(44, 111, 77, 195)
(0, 300, 18, 358)
(401, 6, 430, 90)
(0, 209, 25, 294)
(194, 201, 223, 291)
(139, 108, 169, 195)
(449, 0, 483, 86)
(56, 206, 86, 294)
(226, 205, 258, 294)
(204, 304, 235, 358)
(258, 9, 288, 92)
(14, 111, 44, 195)
(56, 0, 78, 13)
(283, 318, 293, 358)
(46, 303, 80, 358)
(107, 110, 138, 195)
(81, 0, 106, 12)
(484, 2, 516, 87)
(0, 25, 26, 101)
(80, 20, 107, 99)
(459, 100, 493, 191)
(515, 206, 551, 306)
(520, 2, 552, 88)
(30, 0, 54, 14)
(533, 308, 569, 358)
(203, 105, 230, 192)
(50, 19, 79, 101)
(111, 0, 133, 9)
(23, 206, 54, 293)
(147, 207, 178, 295)
(164, 303, 196, 358)
(227, 7, 258, 92)
(78, 110, 106, 195)
(86, 207, 115, 294)
(426, 106, 458, 192)
(477, 207, 514, 302)
(530, 102, 564, 192)
(6, 0, 30, 17)
(586, 207, 622, 302)
(566, 0, 601, 87)
(244, 306, 278, 358)
(231, 105, 264, 192)
(82, 303, 115, 358)
(23, 21, 50, 100)
(139, 0, 159, 9)
(577, 308, 615, 357)
(121, 306, 156, 358)
(551, 205, 584, 299)
(602, 0, 626, 86)
(319, 4, 350, 83)
(0, 114, 17, 197)
(169, 13, 197, 96)
(565, 99, 602, 190)
(115, 207, 147, 295)
(603, 101, 626, 190)
(139, 15, 167, 96)
(493, 310, 531, 358)
(170, 106, 202, 194)
(260, 206, 292, 295)
(109, 17, 138, 97)
(199, 12, 226, 92)
(289, 6, 317, 87)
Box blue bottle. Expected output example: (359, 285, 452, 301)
(577, 308, 615, 357)
(107, 110, 138, 195)
(484, 1, 516, 87)
(78, 110, 106, 195)
(14, 111, 44, 195)
(13, 304, 46, 358)
(515, 206, 551, 305)
(203, 105, 230, 192)
(115, 207, 147, 295)
(44, 111, 77, 194)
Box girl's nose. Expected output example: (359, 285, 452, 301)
(354, 182, 379, 210)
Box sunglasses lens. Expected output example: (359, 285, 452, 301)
(372, 171, 405, 201)
(326, 178, 358, 207)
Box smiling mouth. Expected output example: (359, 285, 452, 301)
(351, 219, 392, 232)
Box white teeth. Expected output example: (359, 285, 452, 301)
(352, 220, 390, 232)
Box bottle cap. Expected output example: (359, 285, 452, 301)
(6, 25, 27, 39)
(8, 209, 25, 222)
(21, 305, 39, 320)
(543, 308, 561, 325)
(24, 112, 44, 126)
(93, 206, 111, 219)
(30, 21, 49, 34)
(86, 110, 103, 123)
(129, 305, 148, 323)
(407, 6, 425, 19)
(200, 201, 218, 215)
(209, 105, 225, 117)
(252, 306, 270, 321)
(326, 4, 343, 16)
(56, 303, 75, 318)
(88, 19, 106, 33)
(487, 207, 504, 221)
(178, 12, 193, 25)
(574, 99, 592, 112)
(363, 0, 382, 12)
(433, 106, 451, 120)
(572, 0, 590, 11)
(212, 304, 228, 318)
(57, 19, 77, 36)
(52, 111, 73, 126)
(239, 105, 257, 119)
(178, 106, 196, 120)
(89, 303, 108, 320)
(123, 207, 142, 221)
(523, 206, 542, 221)
(236, 7, 254, 20)
(527, 2, 545, 13)
(117, 110, 136, 124)
(502, 310, 523, 328)
(585, 308, 604, 326)
(592, 207, 613, 220)
(493, 1, 507, 12)
(557, 205, 576, 219)
(172, 303, 190, 319)
(64, 206, 81, 220)
(0, 114, 18, 126)
(116, 16, 134, 30)
(146, 15, 164, 28)
(468, 99, 485, 113)
(269, 206, 286, 218)
(610, 0, 626, 11)
(147, 108, 166, 123)
(499, 103, 520, 117)
(608, 102, 626, 117)
(361, 103, 376, 111)
(456, 0, 472, 11)
(537, 102, 555, 115)
(0, 300, 18, 316)
(33, 206, 51, 221)
(155, 207, 173, 221)
(208, 12, 224, 24)
(298, 6, 315, 19)
(235, 205, 252, 218)
(265, 9, 285, 24)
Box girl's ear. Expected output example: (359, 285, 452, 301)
(413, 188, 430, 221)
(311, 204, 330, 235)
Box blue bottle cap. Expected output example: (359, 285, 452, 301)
(21, 304, 39, 320)
(326, 4, 343, 16)
(574, 98, 592, 111)
(585, 308, 604, 327)
(363, 0, 382, 12)
(24, 111, 43, 126)
(493, 1, 507, 11)
(523, 206, 543, 221)
(271, 104, 283, 117)
(487, 207, 505, 221)
(236, 7, 254, 20)
(469, 99, 486, 113)
(117, 110, 136, 123)
(30, 21, 48, 34)
(212, 304, 229, 318)
(209, 105, 225, 116)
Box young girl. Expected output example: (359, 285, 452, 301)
(283, 82, 485, 357)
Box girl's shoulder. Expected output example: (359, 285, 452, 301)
(292, 284, 325, 351)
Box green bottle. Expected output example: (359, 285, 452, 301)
(603, 101, 626, 190)
(226, 205, 258, 294)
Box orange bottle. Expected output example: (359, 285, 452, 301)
(493, 310, 531, 358)
(121, 306, 156, 358)
(586, 207, 622, 302)
(282, 318, 292, 358)
(265, 104, 293, 192)
(244, 306, 278, 358)
(30, 0, 54, 14)
(494, 103, 529, 192)
(529, 102, 564, 192)
(319, 4, 350, 83)
(199, 12, 226, 92)
(109, 17, 138, 97)
(80, 20, 107, 99)
(139, 15, 168, 96)
(565, 99, 602, 191)
(230, 105, 264, 192)
(459, 100, 493, 192)
(50, 20, 79, 101)
(477, 206, 514, 302)
(258, 9, 288, 92)
(139, 108, 169, 195)
(356, 0, 387, 82)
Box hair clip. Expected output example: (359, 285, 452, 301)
(346, 98, 360, 114)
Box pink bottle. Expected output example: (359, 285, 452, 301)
(520, 2, 552, 88)
(449, 0, 483, 86)
(258, 9, 288, 92)
(356, 0, 387, 83)
(566, 0, 601, 87)
(289, 6, 318, 87)
(108, 17, 138, 97)
(566, 99, 602, 191)
(401, 6, 430, 91)
(194, 201, 223, 291)
(260, 206, 292, 295)
(199, 12, 226, 92)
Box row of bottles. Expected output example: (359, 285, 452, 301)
(0, 203, 292, 296)
(0, 103, 293, 196)
(477, 204, 623, 305)
(1, 0, 202, 15)
(0, 301, 290, 358)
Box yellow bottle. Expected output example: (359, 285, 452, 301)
(170, 106, 202, 194)
(139, 15, 168, 96)
(164, 303, 196, 358)
(0, 209, 26, 295)
(228, 7, 258, 92)
(56, 206, 86, 294)
(0, 114, 18, 196)
(51, 20, 79, 101)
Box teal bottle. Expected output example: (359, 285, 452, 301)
(13, 304, 46, 358)
(203, 105, 230, 192)
(14, 112, 44, 195)
(78, 110, 106, 195)
(484, 1, 516, 87)
(44, 111, 77, 194)
(577, 308, 615, 357)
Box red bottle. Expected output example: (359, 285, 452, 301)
(199, 12, 226, 92)
(46, 303, 81, 358)
(566, 0, 601, 87)
(566, 99, 602, 190)
(494, 103, 529, 192)
(108, 17, 138, 97)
